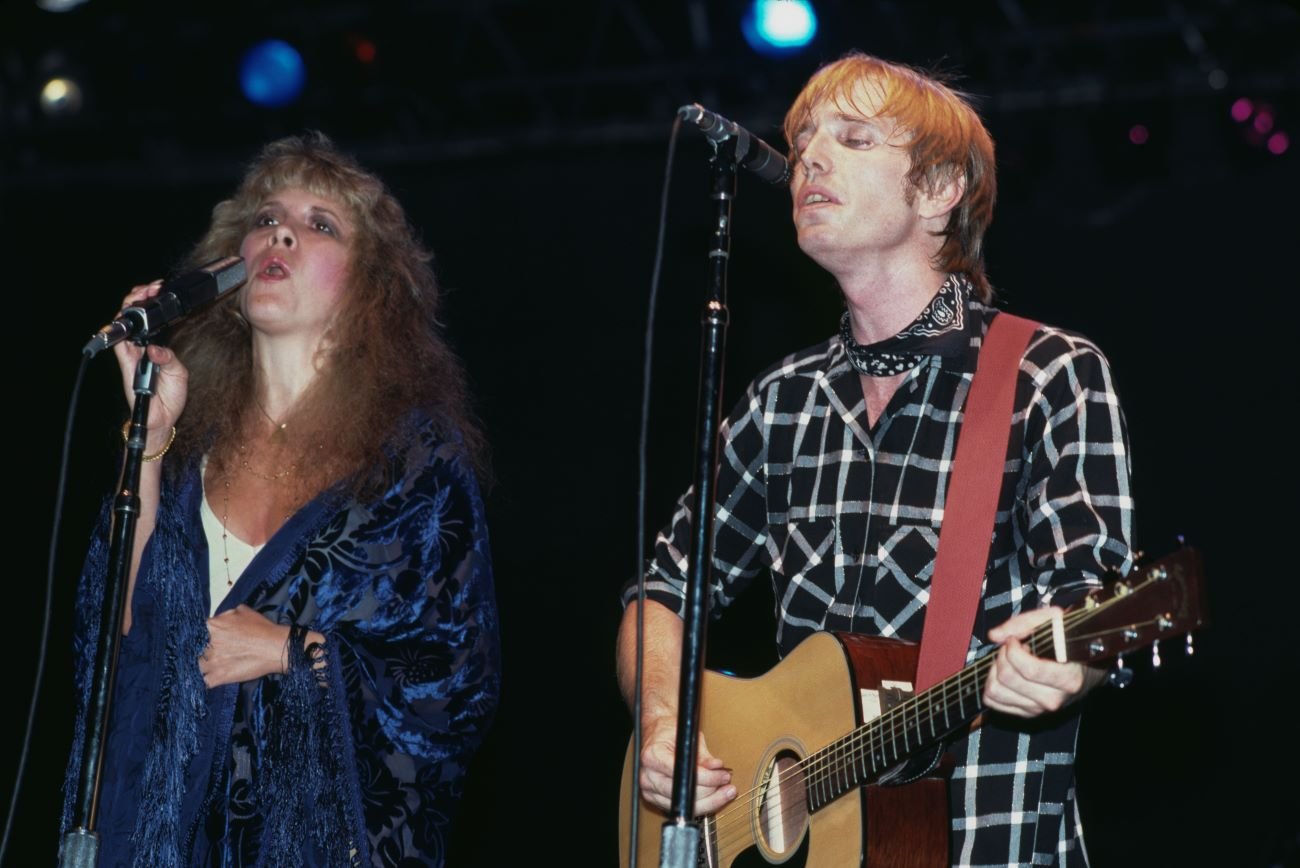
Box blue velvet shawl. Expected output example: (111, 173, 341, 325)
(62, 420, 500, 867)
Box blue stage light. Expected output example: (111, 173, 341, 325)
(239, 39, 306, 108)
(742, 0, 817, 56)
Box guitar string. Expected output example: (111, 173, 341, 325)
(698, 600, 1130, 857)
(701, 646, 1001, 858)
(700, 631, 1006, 856)
(794, 596, 1135, 790)
(699, 568, 1187, 858)
(704, 600, 1172, 859)
(701, 607, 1097, 858)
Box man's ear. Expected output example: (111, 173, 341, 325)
(918, 165, 965, 220)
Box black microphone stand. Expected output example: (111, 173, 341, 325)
(660, 138, 737, 868)
(59, 347, 159, 867)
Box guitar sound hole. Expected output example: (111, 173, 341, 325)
(757, 751, 808, 858)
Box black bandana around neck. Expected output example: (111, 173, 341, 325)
(840, 274, 972, 377)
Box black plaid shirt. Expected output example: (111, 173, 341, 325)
(627, 294, 1135, 866)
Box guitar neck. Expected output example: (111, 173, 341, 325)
(803, 548, 1205, 812)
(804, 645, 995, 812)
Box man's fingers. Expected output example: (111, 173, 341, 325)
(984, 641, 1080, 716)
(695, 783, 738, 816)
(694, 765, 732, 788)
(638, 769, 737, 814)
(639, 739, 737, 815)
(988, 606, 1058, 644)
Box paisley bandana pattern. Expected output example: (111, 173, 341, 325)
(839, 273, 972, 377)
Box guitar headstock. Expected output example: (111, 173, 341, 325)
(1061, 547, 1207, 668)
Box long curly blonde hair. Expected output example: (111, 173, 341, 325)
(168, 132, 489, 499)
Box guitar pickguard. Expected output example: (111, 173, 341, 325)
(860, 679, 915, 723)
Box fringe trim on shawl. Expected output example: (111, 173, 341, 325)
(256, 632, 357, 867)
(60, 502, 112, 832)
(129, 472, 209, 868)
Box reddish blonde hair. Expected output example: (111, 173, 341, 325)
(783, 52, 997, 300)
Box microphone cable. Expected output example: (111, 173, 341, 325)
(628, 112, 684, 868)
(0, 353, 90, 865)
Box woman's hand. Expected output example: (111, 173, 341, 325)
(200, 605, 327, 688)
(113, 281, 189, 444)
(200, 604, 292, 688)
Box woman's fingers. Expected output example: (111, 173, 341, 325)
(110, 282, 190, 435)
(121, 280, 164, 309)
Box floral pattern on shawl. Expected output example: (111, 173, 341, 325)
(62, 418, 500, 868)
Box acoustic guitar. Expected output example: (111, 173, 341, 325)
(619, 548, 1205, 868)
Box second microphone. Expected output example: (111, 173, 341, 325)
(677, 103, 792, 186)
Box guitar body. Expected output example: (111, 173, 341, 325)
(619, 632, 950, 868)
(618, 548, 1207, 867)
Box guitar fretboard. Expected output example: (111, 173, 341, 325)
(802, 629, 1056, 812)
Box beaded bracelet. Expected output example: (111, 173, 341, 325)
(120, 421, 177, 462)
(304, 640, 330, 686)
(286, 625, 329, 686)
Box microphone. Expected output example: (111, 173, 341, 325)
(677, 103, 792, 185)
(82, 255, 247, 357)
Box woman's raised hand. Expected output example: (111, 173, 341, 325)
(113, 281, 190, 442)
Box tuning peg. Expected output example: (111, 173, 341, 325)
(1109, 654, 1134, 688)
(1151, 639, 1162, 669)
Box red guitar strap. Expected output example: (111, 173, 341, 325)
(913, 312, 1040, 691)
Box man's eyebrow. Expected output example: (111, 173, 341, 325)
(793, 108, 884, 143)
(833, 110, 879, 126)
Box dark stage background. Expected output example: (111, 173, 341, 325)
(2, 2, 1297, 866)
